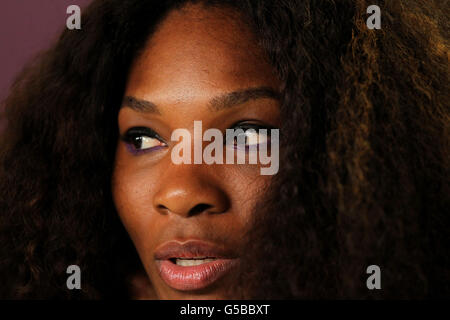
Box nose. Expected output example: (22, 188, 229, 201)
(153, 164, 230, 217)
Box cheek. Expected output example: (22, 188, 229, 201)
(224, 168, 272, 227)
(111, 157, 158, 253)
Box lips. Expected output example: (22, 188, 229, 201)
(154, 240, 238, 291)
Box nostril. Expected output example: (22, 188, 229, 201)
(188, 203, 213, 216)
(157, 204, 169, 214)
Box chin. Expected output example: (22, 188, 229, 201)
(157, 281, 239, 300)
(164, 292, 230, 300)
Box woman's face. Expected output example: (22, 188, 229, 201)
(112, 4, 280, 299)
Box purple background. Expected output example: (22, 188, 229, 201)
(0, 0, 92, 131)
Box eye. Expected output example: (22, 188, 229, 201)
(243, 129, 268, 146)
(121, 127, 167, 155)
(225, 122, 273, 150)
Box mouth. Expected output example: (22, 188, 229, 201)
(169, 257, 218, 266)
(154, 240, 238, 291)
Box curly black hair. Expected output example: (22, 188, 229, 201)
(0, 0, 448, 299)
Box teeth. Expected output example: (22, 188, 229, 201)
(175, 258, 216, 266)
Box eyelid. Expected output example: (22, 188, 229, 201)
(121, 126, 167, 144)
(229, 120, 276, 131)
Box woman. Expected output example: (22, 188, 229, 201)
(0, 0, 448, 299)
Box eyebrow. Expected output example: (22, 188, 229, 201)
(209, 87, 280, 111)
(121, 96, 161, 114)
(121, 86, 280, 114)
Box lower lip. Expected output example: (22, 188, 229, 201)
(156, 259, 237, 291)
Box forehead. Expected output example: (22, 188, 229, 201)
(125, 4, 279, 104)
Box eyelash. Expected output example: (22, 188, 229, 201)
(121, 122, 275, 155)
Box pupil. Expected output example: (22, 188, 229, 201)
(133, 136, 143, 149)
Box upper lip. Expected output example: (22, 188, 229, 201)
(154, 240, 235, 260)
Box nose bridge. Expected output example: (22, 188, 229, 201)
(153, 162, 229, 217)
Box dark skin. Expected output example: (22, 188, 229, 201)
(112, 4, 280, 299)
